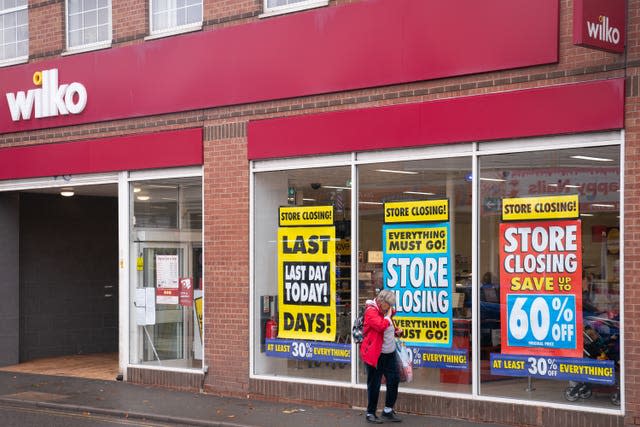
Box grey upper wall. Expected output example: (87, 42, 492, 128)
(0, 193, 19, 366)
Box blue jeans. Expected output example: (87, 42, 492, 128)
(366, 352, 399, 414)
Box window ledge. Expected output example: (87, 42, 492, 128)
(63, 41, 112, 56)
(260, 0, 329, 18)
(0, 56, 28, 68)
(145, 23, 202, 41)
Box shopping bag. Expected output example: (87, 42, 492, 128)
(395, 339, 413, 383)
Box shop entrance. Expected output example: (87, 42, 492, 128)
(0, 184, 120, 380)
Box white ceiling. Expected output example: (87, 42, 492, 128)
(21, 183, 118, 198)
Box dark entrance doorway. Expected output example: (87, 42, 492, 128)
(0, 184, 119, 380)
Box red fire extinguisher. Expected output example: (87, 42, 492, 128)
(265, 317, 278, 339)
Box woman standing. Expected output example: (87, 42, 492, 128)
(360, 290, 402, 423)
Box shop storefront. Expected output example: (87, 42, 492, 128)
(248, 78, 625, 419)
(0, 130, 204, 386)
(0, 0, 636, 425)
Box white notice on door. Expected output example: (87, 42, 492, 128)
(156, 255, 179, 289)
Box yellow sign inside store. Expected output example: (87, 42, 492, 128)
(502, 194, 579, 221)
(385, 226, 447, 254)
(279, 205, 334, 227)
(336, 238, 350, 255)
(384, 199, 449, 223)
(394, 316, 450, 345)
(194, 296, 203, 339)
(277, 225, 336, 341)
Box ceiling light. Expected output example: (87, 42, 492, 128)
(359, 201, 383, 205)
(570, 155, 613, 162)
(375, 169, 419, 175)
(580, 213, 594, 217)
(592, 203, 615, 208)
(322, 185, 351, 190)
(148, 184, 178, 189)
(564, 184, 581, 188)
(60, 190, 74, 197)
(133, 187, 141, 193)
(479, 177, 506, 182)
(403, 191, 435, 196)
(137, 195, 150, 201)
(302, 198, 317, 202)
(548, 183, 558, 187)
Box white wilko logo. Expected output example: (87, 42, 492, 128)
(586, 15, 621, 45)
(5, 68, 87, 121)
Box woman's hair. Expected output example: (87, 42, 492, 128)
(376, 289, 396, 306)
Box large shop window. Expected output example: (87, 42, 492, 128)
(253, 166, 352, 381)
(356, 158, 473, 393)
(251, 137, 622, 410)
(129, 176, 203, 370)
(0, 0, 28, 64)
(478, 145, 621, 408)
(66, 0, 111, 50)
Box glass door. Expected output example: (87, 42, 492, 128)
(128, 176, 203, 369)
(139, 244, 188, 361)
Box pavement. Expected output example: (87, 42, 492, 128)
(0, 371, 508, 427)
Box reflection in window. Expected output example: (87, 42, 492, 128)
(253, 166, 352, 381)
(357, 158, 472, 394)
(150, 0, 202, 34)
(263, 0, 327, 16)
(0, 0, 28, 63)
(66, 0, 111, 50)
(132, 178, 202, 230)
(129, 176, 203, 370)
(478, 146, 620, 409)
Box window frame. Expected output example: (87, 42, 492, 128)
(249, 131, 625, 415)
(147, 0, 203, 40)
(126, 166, 205, 373)
(0, 1, 29, 67)
(64, 0, 113, 54)
(260, 0, 328, 18)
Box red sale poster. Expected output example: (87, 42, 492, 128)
(499, 219, 583, 357)
(179, 277, 194, 307)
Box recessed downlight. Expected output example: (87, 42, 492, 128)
(375, 169, 418, 175)
(570, 155, 613, 162)
(403, 191, 435, 196)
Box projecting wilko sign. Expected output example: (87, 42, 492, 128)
(5, 68, 87, 121)
(574, 0, 626, 53)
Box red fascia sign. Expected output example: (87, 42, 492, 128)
(574, 0, 626, 53)
(0, 0, 558, 134)
(0, 127, 203, 181)
(248, 79, 624, 160)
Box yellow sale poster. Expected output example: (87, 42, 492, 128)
(277, 212, 336, 342)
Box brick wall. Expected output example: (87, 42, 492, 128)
(112, 0, 147, 44)
(29, 0, 64, 59)
(203, 128, 250, 395)
(3, 0, 640, 425)
(624, 68, 640, 427)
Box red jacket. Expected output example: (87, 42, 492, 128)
(360, 301, 393, 367)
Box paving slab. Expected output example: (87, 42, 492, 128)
(0, 371, 508, 427)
